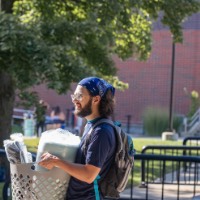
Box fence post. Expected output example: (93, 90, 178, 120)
(139, 148, 147, 188)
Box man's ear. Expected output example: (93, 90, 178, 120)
(93, 95, 101, 103)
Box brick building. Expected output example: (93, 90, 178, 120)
(33, 12, 200, 132)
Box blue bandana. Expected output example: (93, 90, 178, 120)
(78, 77, 115, 98)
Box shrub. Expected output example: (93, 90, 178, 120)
(143, 106, 182, 136)
(12, 124, 23, 133)
(188, 90, 200, 117)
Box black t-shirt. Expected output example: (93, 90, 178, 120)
(67, 118, 116, 200)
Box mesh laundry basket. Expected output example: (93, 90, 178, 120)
(10, 163, 70, 200)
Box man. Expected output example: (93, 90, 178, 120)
(39, 77, 117, 200)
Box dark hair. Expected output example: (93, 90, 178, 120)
(87, 89, 115, 118)
(99, 90, 115, 117)
(54, 106, 61, 115)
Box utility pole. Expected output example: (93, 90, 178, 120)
(168, 39, 175, 132)
(162, 35, 178, 141)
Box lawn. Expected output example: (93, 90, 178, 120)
(24, 137, 39, 153)
(133, 137, 182, 153)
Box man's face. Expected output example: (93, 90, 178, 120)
(71, 85, 93, 118)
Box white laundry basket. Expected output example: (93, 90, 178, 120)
(10, 163, 69, 200)
(10, 129, 81, 200)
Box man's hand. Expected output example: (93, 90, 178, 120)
(38, 152, 100, 184)
(38, 152, 59, 170)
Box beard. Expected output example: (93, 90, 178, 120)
(75, 98, 93, 118)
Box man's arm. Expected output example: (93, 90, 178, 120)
(38, 152, 100, 184)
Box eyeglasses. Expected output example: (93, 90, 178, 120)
(71, 93, 83, 102)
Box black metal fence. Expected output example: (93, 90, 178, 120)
(120, 154, 200, 200)
(183, 136, 200, 146)
(140, 145, 200, 186)
(119, 138, 200, 200)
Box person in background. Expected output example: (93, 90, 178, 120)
(50, 106, 66, 129)
(38, 77, 116, 200)
(35, 99, 49, 137)
(74, 115, 86, 136)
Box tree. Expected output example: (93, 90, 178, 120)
(0, 0, 200, 147)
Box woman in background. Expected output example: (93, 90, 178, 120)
(50, 106, 66, 129)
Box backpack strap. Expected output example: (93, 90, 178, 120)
(82, 118, 116, 155)
(94, 119, 125, 159)
(94, 175, 101, 200)
(81, 123, 96, 155)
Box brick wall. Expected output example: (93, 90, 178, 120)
(114, 30, 200, 124)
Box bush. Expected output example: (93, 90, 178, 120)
(143, 106, 182, 136)
(12, 124, 23, 133)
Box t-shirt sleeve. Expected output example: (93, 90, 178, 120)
(85, 125, 113, 168)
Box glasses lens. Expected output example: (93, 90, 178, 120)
(71, 94, 83, 101)
(71, 94, 75, 101)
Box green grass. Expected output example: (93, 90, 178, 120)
(24, 138, 39, 153)
(133, 137, 182, 153)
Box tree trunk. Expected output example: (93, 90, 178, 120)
(1, 0, 15, 13)
(0, 71, 15, 147)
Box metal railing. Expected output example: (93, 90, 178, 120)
(119, 154, 200, 200)
(140, 145, 200, 187)
(183, 136, 200, 146)
(185, 108, 200, 136)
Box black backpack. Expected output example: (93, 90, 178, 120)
(82, 119, 135, 199)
